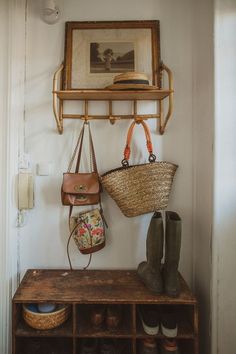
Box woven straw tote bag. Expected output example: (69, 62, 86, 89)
(101, 120, 178, 217)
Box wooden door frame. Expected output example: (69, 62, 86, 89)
(0, 0, 26, 353)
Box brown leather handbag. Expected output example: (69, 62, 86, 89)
(61, 122, 101, 206)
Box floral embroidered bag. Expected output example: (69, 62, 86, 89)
(67, 208, 106, 270)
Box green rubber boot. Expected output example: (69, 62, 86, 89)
(163, 211, 181, 297)
(137, 212, 164, 294)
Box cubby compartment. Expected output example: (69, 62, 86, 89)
(77, 338, 132, 354)
(15, 337, 73, 354)
(14, 303, 73, 338)
(136, 304, 194, 339)
(12, 269, 199, 354)
(76, 304, 133, 337)
(136, 338, 196, 354)
(176, 339, 197, 354)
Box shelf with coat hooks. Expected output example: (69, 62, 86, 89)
(52, 62, 174, 135)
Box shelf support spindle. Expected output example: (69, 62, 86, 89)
(53, 63, 64, 134)
(108, 101, 115, 125)
(159, 62, 173, 134)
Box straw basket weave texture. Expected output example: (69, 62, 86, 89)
(23, 305, 70, 330)
(101, 162, 177, 217)
(101, 120, 178, 217)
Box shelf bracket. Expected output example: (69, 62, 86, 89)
(53, 63, 64, 134)
(159, 62, 174, 135)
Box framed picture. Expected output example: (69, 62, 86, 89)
(63, 21, 161, 89)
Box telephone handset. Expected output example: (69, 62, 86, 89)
(18, 173, 34, 210)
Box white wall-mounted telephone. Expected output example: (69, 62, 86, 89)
(18, 173, 34, 210)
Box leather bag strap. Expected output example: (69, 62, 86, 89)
(67, 122, 98, 173)
(67, 124, 85, 172)
(75, 124, 86, 173)
(122, 120, 156, 167)
(88, 123, 98, 173)
(75, 122, 98, 173)
(66, 218, 93, 270)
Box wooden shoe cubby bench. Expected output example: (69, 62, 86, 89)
(12, 269, 199, 354)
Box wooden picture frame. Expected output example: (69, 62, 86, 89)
(63, 21, 161, 90)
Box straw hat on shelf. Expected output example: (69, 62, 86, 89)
(106, 72, 159, 90)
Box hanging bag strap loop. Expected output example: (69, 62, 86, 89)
(67, 123, 85, 172)
(67, 122, 98, 173)
(88, 123, 98, 173)
(75, 122, 98, 173)
(122, 120, 156, 167)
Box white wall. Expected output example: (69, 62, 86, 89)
(20, 0, 194, 285)
(192, 1, 214, 353)
(213, 1, 236, 353)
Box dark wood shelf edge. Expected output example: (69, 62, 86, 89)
(14, 319, 73, 338)
(135, 334, 196, 339)
(76, 334, 134, 338)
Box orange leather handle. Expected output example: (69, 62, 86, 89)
(122, 120, 156, 166)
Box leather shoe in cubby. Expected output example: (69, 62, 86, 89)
(106, 305, 122, 330)
(90, 306, 106, 329)
(80, 338, 98, 354)
(100, 338, 117, 354)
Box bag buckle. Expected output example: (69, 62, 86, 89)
(74, 184, 87, 192)
(75, 195, 88, 202)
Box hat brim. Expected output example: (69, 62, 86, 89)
(105, 83, 159, 91)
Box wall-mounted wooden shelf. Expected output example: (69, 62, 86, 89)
(52, 63, 174, 135)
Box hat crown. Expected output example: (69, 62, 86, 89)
(113, 72, 149, 84)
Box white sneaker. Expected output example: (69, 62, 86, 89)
(139, 306, 159, 336)
(161, 313, 178, 337)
